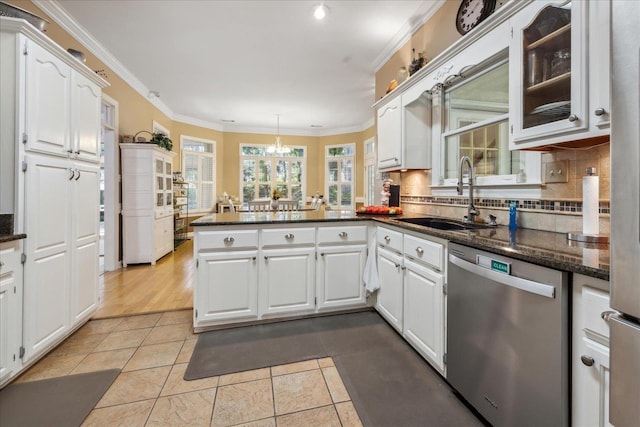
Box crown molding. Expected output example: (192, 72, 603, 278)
(372, 0, 446, 72)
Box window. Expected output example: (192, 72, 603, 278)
(240, 145, 305, 203)
(325, 144, 355, 209)
(181, 136, 216, 212)
(364, 138, 377, 205)
(435, 58, 540, 194)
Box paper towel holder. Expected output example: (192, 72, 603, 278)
(567, 167, 609, 243)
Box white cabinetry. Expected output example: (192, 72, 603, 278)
(0, 240, 23, 388)
(0, 18, 107, 370)
(375, 227, 404, 333)
(316, 225, 368, 310)
(376, 96, 402, 170)
(261, 228, 316, 317)
(120, 143, 176, 266)
(509, 0, 610, 149)
(572, 274, 613, 427)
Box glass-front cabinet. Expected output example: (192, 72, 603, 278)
(510, 0, 589, 148)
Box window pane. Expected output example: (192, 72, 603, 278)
(328, 161, 338, 182)
(243, 160, 255, 183)
(276, 160, 288, 183)
(201, 157, 214, 181)
(187, 184, 197, 210)
(276, 184, 288, 198)
(258, 160, 271, 183)
(243, 184, 256, 202)
(258, 184, 271, 199)
(184, 154, 198, 181)
(340, 184, 352, 206)
(290, 185, 302, 201)
(341, 159, 352, 182)
(200, 183, 214, 209)
(328, 184, 338, 205)
(290, 161, 302, 184)
(242, 146, 267, 156)
(184, 142, 213, 153)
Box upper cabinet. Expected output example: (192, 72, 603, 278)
(509, 0, 610, 149)
(377, 96, 402, 170)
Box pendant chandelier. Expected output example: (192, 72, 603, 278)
(266, 114, 291, 155)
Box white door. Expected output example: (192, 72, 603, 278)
(316, 244, 367, 310)
(377, 96, 402, 170)
(71, 72, 101, 162)
(195, 250, 258, 325)
(22, 155, 71, 362)
(376, 247, 404, 333)
(0, 243, 21, 385)
(403, 258, 445, 373)
(573, 339, 612, 427)
(261, 247, 315, 316)
(25, 38, 71, 157)
(70, 162, 99, 325)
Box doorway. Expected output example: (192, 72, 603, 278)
(100, 94, 119, 273)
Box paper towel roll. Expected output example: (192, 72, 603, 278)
(583, 175, 599, 235)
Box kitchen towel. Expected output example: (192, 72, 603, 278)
(583, 174, 599, 235)
(363, 239, 380, 293)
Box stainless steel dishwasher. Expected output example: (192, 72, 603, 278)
(447, 242, 569, 427)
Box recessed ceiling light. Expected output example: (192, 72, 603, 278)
(313, 4, 327, 20)
(222, 119, 235, 123)
(310, 124, 323, 128)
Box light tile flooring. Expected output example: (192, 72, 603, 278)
(13, 310, 363, 427)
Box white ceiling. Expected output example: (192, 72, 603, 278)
(38, 0, 444, 135)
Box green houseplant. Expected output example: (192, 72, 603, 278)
(133, 130, 173, 151)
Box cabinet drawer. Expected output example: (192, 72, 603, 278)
(197, 229, 259, 250)
(262, 227, 315, 247)
(317, 225, 367, 245)
(377, 227, 403, 253)
(583, 285, 611, 340)
(403, 234, 443, 271)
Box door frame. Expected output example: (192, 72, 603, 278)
(101, 93, 120, 271)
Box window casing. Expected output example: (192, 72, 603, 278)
(325, 144, 355, 209)
(240, 145, 306, 203)
(364, 138, 377, 205)
(181, 136, 216, 213)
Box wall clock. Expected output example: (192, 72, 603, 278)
(455, 0, 496, 35)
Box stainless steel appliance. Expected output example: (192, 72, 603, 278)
(447, 242, 569, 427)
(609, 2, 640, 426)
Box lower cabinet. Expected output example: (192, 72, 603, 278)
(572, 274, 612, 427)
(0, 240, 23, 388)
(316, 244, 367, 310)
(376, 246, 404, 333)
(195, 250, 259, 324)
(261, 247, 315, 316)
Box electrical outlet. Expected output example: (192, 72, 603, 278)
(544, 160, 569, 183)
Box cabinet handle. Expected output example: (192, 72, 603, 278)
(321, 253, 325, 257)
(580, 355, 595, 367)
(75, 150, 80, 155)
(384, 235, 391, 242)
(68, 168, 75, 180)
(401, 266, 406, 271)
(394, 263, 401, 269)
(339, 232, 348, 238)
(66, 149, 74, 154)
(284, 233, 294, 240)
(594, 108, 607, 116)
(416, 247, 424, 255)
(0, 260, 4, 268)
(601, 311, 616, 322)
(252, 257, 256, 261)
(74, 169, 81, 181)
(223, 237, 235, 243)
(264, 256, 268, 260)
(568, 114, 579, 122)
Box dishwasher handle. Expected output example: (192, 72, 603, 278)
(449, 253, 556, 299)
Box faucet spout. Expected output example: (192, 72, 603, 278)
(457, 156, 479, 222)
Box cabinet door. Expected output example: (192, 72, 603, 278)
(0, 242, 22, 386)
(403, 258, 445, 373)
(589, 0, 610, 130)
(195, 250, 258, 325)
(261, 247, 315, 316)
(70, 163, 99, 325)
(573, 339, 612, 427)
(376, 247, 404, 333)
(316, 244, 367, 310)
(71, 72, 101, 162)
(23, 155, 71, 362)
(154, 155, 166, 219)
(377, 96, 402, 170)
(25, 38, 71, 157)
(510, 0, 588, 146)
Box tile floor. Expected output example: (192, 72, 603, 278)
(12, 310, 363, 427)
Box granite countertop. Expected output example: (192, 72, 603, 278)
(0, 214, 26, 243)
(0, 234, 26, 243)
(190, 211, 609, 281)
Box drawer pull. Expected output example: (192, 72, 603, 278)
(384, 235, 391, 242)
(223, 237, 235, 244)
(601, 311, 616, 322)
(416, 247, 424, 255)
(594, 108, 606, 116)
(568, 114, 579, 122)
(394, 263, 401, 269)
(581, 355, 595, 367)
(339, 232, 348, 238)
(284, 233, 294, 240)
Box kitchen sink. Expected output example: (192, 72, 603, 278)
(396, 217, 494, 231)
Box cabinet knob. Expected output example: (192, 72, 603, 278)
(284, 233, 294, 240)
(580, 355, 595, 367)
(394, 263, 401, 269)
(223, 237, 235, 244)
(594, 108, 607, 117)
(384, 235, 391, 242)
(416, 247, 424, 255)
(568, 114, 579, 122)
(601, 311, 616, 322)
(0, 260, 4, 268)
(338, 232, 348, 238)
(66, 149, 74, 154)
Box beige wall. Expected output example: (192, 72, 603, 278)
(375, 1, 461, 101)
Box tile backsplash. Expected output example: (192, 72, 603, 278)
(397, 143, 611, 235)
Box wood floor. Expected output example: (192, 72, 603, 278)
(95, 240, 194, 318)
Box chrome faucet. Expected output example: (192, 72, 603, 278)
(457, 156, 479, 223)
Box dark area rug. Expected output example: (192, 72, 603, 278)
(0, 369, 119, 427)
(185, 311, 485, 426)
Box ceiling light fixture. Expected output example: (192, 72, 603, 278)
(266, 114, 291, 155)
(313, 3, 327, 20)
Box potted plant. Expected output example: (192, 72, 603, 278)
(133, 130, 173, 151)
